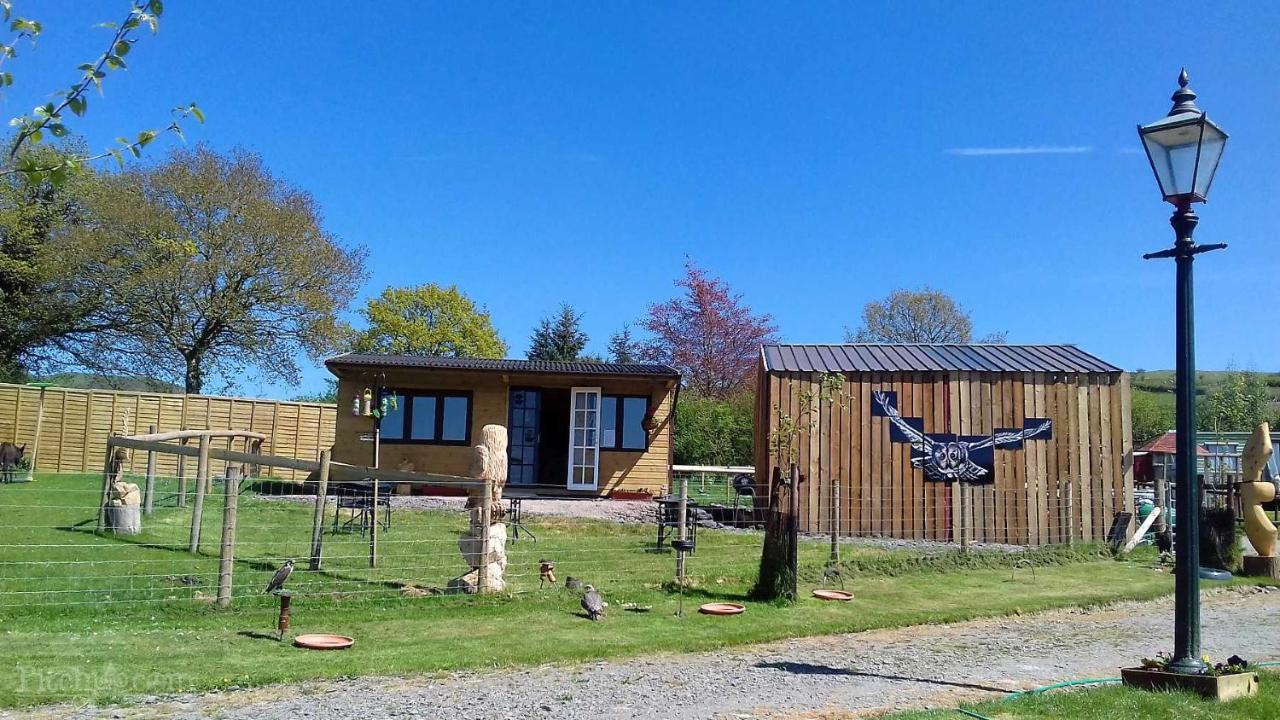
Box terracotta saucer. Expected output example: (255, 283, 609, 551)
(812, 589, 854, 601)
(698, 602, 745, 616)
(293, 633, 355, 650)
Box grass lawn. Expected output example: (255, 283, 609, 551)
(0, 472, 1263, 708)
(882, 669, 1280, 719)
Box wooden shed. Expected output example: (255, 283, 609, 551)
(326, 354, 679, 498)
(754, 344, 1133, 546)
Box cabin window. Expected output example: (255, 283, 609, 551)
(600, 395, 649, 451)
(381, 391, 472, 445)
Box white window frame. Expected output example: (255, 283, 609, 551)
(566, 386, 602, 491)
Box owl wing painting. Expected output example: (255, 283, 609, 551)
(871, 390, 1052, 485)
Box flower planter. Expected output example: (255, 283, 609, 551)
(1121, 667, 1258, 701)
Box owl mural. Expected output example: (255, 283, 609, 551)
(871, 391, 1052, 485)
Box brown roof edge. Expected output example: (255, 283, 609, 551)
(324, 353, 681, 380)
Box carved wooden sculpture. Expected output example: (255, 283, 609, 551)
(452, 424, 509, 593)
(1240, 423, 1278, 578)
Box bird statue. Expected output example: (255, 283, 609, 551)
(581, 584, 605, 621)
(564, 576, 584, 592)
(264, 559, 294, 594)
(539, 559, 557, 589)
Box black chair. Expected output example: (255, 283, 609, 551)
(731, 473, 757, 528)
(331, 481, 392, 536)
(655, 497, 697, 552)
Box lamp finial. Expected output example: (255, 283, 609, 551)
(1170, 68, 1199, 116)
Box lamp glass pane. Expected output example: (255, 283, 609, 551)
(1141, 120, 1202, 198)
(1193, 121, 1226, 199)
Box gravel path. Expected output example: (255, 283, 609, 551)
(10, 587, 1277, 720)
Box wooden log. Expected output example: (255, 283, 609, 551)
(144, 424, 157, 515)
(308, 449, 331, 571)
(189, 435, 210, 554)
(217, 468, 239, 608)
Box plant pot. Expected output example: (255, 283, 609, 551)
(1121, 667, 1258, 701)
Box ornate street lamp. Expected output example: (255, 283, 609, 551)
(1138, 69, 1228, 676)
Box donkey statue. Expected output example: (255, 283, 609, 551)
(0, 443, 25, 483)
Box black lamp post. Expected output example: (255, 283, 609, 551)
(1137, 69, 1228, 676)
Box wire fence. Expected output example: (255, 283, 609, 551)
(0, 465, 1153, 611)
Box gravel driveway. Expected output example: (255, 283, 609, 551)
(9, 587, 1277, 720)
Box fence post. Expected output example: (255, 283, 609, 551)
(788, 464, 801, 591)
(143, 424, 157, 515)
(1066, 481, 1075, 547)
(478, 474, 492, 592)
(96, 439, 116, 533)
(368, 475, 380, 569)
(189, 434, 210, 554)
(176, 437, 188, 508)
(676, 472, 689, 582)
(829, 476, 840, 563)
(217, 467, 240, 608)
(309, 450, 331, 571)
(960, 484, 970, 553)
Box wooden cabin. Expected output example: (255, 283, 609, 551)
(754, 344, 1133, 546)
(326, 354, 679, 498)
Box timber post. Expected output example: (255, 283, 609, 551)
(96, 438, 117, 533)
(676, 472, 689, 581)
(369, 475, 379, 568)
(176, 437, 188, 507)
(143, 424, 157, 515)
(309, 449, 331, 571)
(477, 473, 493, 593)
(789, 464, 801, 590)
(216, 467, 239, 608)
(829, 475, 840, 563)
(189, 434, 210, 554)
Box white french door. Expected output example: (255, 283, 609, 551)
(566, 387, 601, 490)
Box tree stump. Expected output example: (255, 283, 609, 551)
(450, 425, 508, 594)
(1243, 555, 1280, 580)
(105, 504, 141, 534)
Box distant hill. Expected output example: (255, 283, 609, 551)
(33, 373, 183, 394)
(1130, 369, 1280, 401)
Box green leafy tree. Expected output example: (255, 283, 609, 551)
(528, 303, 587, 361)
(0, 142, 105, 381)
(351, 284, 506, 358)
(846, 287, 1005, 343)
(673, 391, 754, 466)
(1, 1, 202, 185)
(1199, 371, 1274, 432)
(1131, 389, 1175, 445)
(607, 324, 639, 363)
(291, 378, 339, 404)
(58, 146, 366, 393)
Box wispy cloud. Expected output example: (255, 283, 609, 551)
(944, 145, 1093, 157)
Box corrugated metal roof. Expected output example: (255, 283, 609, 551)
(761, 344, 1121, 374)
(325, 353, 681, 379)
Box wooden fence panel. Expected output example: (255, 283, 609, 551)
(0, 382, 336, 480)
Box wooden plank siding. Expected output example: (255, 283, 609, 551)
(0, 382, 336, 480)
(758, 366, 1132, 546)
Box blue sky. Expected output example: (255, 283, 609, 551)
(17, 2, 1280, 398)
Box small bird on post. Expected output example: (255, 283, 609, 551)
(265, 559, 295, 594)
(581, 584, 605, 621)
(539, 559, 557, 589)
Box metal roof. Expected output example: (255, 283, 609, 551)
(761, 344, 1122, 374)
(325, 353, 680, 379)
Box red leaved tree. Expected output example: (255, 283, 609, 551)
(641, 260, 778, 397)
